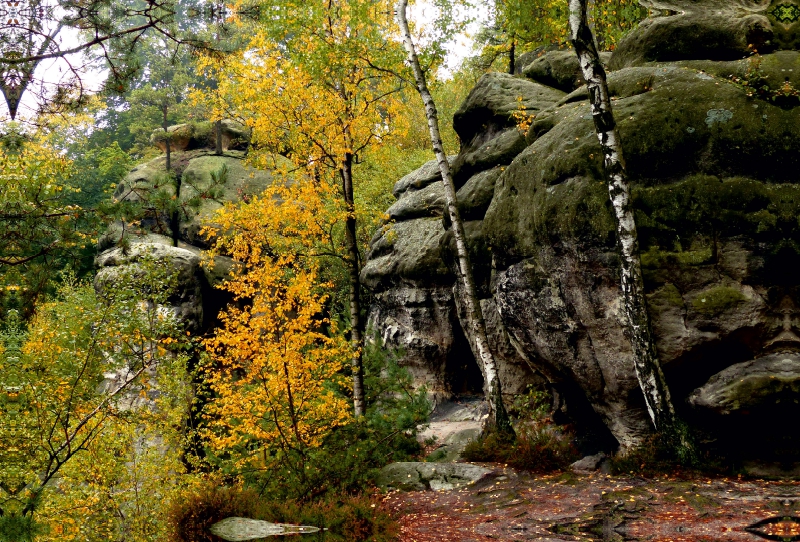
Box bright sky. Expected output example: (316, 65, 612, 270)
(409, 0, 491, 76)
(14, 0, 489, 122)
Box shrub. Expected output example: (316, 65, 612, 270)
(462, 423, 578, 472)
(0, 514, 37, 542)
(463, 385, 577, 471)
(167, 485, 256, 542)
(609, 425, 720, 476)
(236, 337, 429, 500)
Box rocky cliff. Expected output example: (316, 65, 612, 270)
(96, 122, 286, 334)
(364, 0, 800, 465)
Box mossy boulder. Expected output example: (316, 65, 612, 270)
(113, 150, 290, 248)
(451, 72, 565, 183)
(361, 218, 451, 290)
(94, 235, 205, 332)
(101, 149, 284, 335)
(376, 462, 494, 491)
(365, 0, 800, 459)
(178, 153, 290, 247)
(392, 156, 455, 198)
(609, 0, 772, 69)
(151, 122, 213, 152)
(150, 120, 250, 153)
(523, 50, 612, 92)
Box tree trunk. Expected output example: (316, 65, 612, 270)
(163, 106, 171, 173)
(568, 0, 687, 448)
(508, 39, 516, 75)
(396, 0, 513, 436)
(341, 154, 365, 417)
(163, 106, 180, 247)
(215, 119, 223, 155)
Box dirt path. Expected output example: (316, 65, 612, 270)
(384, 466, 800, 541)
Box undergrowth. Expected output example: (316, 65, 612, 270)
(167, 485, 397, 542)
(610, 428, 732, 477)
(462, 386, 579, 471)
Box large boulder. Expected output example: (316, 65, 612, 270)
(150, 120, 250, 153)
(94, 235, 206, 331)
(450, 73, 565, 183)
(376, 462, 495, 491)
(523, 50, 613, 92)
(102, 147, 281, 334)
(609, 0, 773, 69)
(364, 0, 800, 464)
(113, 150, 288, 248)
(362, 76, 561, 405)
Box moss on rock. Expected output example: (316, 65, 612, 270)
(485, 61, 800, 261)
(691, 286, 746, 316)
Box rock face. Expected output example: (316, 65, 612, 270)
(376, 462, 495, 491)
(364, 0, 800, 462)
(99, 142, 282, 333)
(150, 119, 250, 153)
(362, 74, 560, 403)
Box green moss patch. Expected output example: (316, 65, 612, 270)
(691, 286, 746, 316)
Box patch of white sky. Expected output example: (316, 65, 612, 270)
(15, 19, 107, 121)
(16, 0, 490, 122)
(408, 0, 491, 77)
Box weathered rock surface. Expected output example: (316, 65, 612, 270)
(150, 119, 250, 153)
(570, 452, 609, 474)
(364, 0, 800, 462)
(689, 353, 800, 414)
(418, 397, 486, 462)
(523, 50, 612, 92)
(100, 139, 278, 333)
(377, 462, 494, 491)
(95, 235, 206, 332)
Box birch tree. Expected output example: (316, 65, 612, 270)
(395, 0, 513, 435)
(568, 0, 692, 457)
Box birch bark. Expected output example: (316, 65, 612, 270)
(396, 0, 512, 434)
(568, 0, 680, 436)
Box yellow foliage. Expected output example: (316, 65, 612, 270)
(202, 179, 352, 469)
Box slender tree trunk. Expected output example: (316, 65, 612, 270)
(215, 119, 223, 155)
(163, 106, 171, 173)
(396, 0, 513, 436)
(171, 174, 182, 247)
(162, 106, 180, 247)
(568, 0, 690, 454)
(508, 39, 516, 75)
(341, 153, 365, 417)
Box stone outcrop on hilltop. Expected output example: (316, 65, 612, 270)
(96, 125, 287, 334)
(364, 0, 800, 465)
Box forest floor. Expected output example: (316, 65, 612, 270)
(384, 466, 800, 542)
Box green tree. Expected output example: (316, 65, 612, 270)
(0, 261, 191, 532)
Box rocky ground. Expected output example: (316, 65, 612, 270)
(377, 400, 800, 542)
(384, 468, 800, 542)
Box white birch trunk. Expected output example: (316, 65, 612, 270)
(568, 0, 676, 431)
(395, 0, 512, 434)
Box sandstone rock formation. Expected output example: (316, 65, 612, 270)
(98, 136, 283, 333)
(364, 0, 800, 463)
(150, 119, 250, 153)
